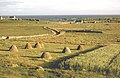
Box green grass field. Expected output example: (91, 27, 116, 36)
(0, 19, 120, 78)
(0, 20, 51, 36)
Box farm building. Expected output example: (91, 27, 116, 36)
(9, 16, 18, 20)
(74, 20, 84, 24)
(0, 16, 3, 20)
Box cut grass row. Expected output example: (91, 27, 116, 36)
(106, 52, 120, 77)
(58, 45, 120, 77)
(31, 32, 120, 45)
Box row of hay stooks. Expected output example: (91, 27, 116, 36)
(7, 42, 84, 71)
(9, 42, 84, 60)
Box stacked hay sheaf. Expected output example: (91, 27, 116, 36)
(34, 42, 42, 48)
(62, 47, 71, 54)
(77, 45, 84, 51)
(9, 45, 18, 52)
(40, 42, 44, 48)
(25, 43, 33, 49)
(41, 52, 52, 60)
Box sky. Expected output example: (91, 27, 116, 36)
(0, 0, 120, 15)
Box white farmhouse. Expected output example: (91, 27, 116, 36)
(0, 16, 3, 20)
(9, 16, 17, 20)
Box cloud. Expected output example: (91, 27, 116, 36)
(0, 0, 22, 7)
(0, 0, 120, 15)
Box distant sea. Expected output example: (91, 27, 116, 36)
(5, 15, 120, 21)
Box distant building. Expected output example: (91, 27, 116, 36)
(80, 20, 84, 23)
(74, 20, 84, 24)
(0, 16, 3, 20)
(9, 16, 17, 20)
(94, 21, 97, 23)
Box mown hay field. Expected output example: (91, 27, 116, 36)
(0, 19, 120, 78)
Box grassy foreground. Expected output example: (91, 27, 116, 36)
(0, 19, 120, 78)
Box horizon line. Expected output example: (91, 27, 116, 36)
(1, 14, 120, 16)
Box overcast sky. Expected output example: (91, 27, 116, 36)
(0, 0, 120, 15)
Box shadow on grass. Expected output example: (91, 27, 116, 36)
(50, 52, 63, 54)
(0, 49, 9, 52)
(70, 49, 77, 50)
(65, 30, 103, 33)
(44, 51, 63, 54)
(43, 45, 104, 69)
(22, 56, 40, 58)
(56, 48, 77, 50)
